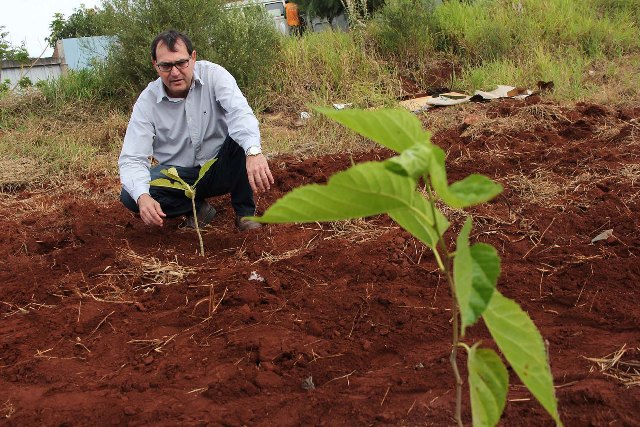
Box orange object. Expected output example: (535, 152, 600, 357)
(285, 2, 300, 26)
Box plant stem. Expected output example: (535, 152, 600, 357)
(425, 183, 464, 427)
(191, 196, 205, 256)
(446, 266, 464, 427)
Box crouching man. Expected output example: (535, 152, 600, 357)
(118, 30, 274, 231)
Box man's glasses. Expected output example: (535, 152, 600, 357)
(156, 58, 190, 72)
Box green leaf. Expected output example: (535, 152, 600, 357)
(384, 143, 435, 179)
(450, 175, 504, 205)
(149, 178, 186, 191)
(470, 243, 500, 309)
(161, 167, 189, 188)
(483, 291, 562, 426)
(388, 192, 449, 248)
(467, 345, 509, 427)
(454, 218, 473, 332)
(315, 107, 431, 153)
(429, 146, 503, 208)
(253, 162, 415, 223)
(195, 157, 218, 186)
(455, 218, 500, 335)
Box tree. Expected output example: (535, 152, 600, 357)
(0, 26, 29, 62)
(47, 5, 106, 48)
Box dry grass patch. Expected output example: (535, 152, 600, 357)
(128, 334, 178, 356)
(460, 103, 570, 142)
(309, 218, 395, 244)
(0, 191, 65, 222)
(253, 248, 306, 265)
(260, 112, 375, 158)
(586, 54, 640, 106)
(418, 103, 482, 134)
(0, 97, 126, 181)
(0, 157, 44, 191)
(260, 112, 301, 156)
(505, 169, 567, 207)
(1, 300, 55, 318)
(619, 164, 640, 185)
(587, 344, 640, 387)
(2, 399, 16, 419)
(114, 248, 195, 289)
(502, 166, 618, 208)
(86, 248, 196, 303)
(519, 104, 571, 123)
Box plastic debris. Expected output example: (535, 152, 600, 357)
(302, 376, 315, 390)
(591, 229, 615, 244)
(332, 103, 353, 110)
(399, 83, 544, 113)
(248, 271, 265, 282)
(295, 111, 312, 127)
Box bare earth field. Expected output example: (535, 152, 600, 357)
(1, 98, 639, 426)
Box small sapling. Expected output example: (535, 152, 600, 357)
(150, 158, 217, 256)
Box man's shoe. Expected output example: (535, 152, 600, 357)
(182, 202, 217, 229)
(236, 215, 262, 231)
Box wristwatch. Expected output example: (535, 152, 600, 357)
(246, 146, 262, 156)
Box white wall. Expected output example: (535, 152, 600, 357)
(0, 59, 62, 88)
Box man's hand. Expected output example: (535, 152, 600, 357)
(246, 154, 275, 193)
(137, 193, 166, 226)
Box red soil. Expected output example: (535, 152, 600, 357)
(1, 100, 639, 426)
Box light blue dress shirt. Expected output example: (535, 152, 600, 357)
(118, 60, 261, 203)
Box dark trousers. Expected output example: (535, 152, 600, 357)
(120, 136, 255, 218)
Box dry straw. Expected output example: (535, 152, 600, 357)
(586, 345, 640, 387)
(311, 218, 395, 243)
(114, 248, 195, 288)
(86, 248, 195, 303)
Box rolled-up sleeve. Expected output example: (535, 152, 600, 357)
(118, 99, 156, 203)
(211, 66, 260, 153)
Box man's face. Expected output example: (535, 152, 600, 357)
(153, 39, 196, 98)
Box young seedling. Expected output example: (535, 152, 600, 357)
(251, 108, 562, 426)
(150, 158, 217, 256)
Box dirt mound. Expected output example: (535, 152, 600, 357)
(1, 101, 639, 425)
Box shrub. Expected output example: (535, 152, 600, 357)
(99, 0, 281, 107)
(36, 67, 117, 106)
(367, 0, 442, 90)
(18, 77, 33, 89)
(208, 6, 283, 110)
(0, 79, 10, 95)
(369, 0, 440, 58)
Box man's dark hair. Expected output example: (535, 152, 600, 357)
(150, 30, 194, 61)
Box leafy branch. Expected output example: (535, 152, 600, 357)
(252, 108, 562, 426)
(150, 158, 217, 256)
(0, 26, 29, 63)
